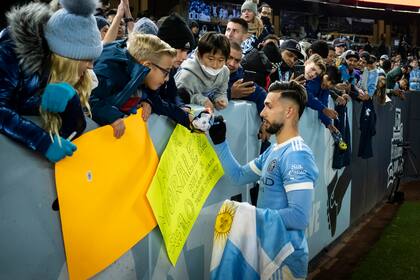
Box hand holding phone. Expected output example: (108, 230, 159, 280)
(243, 70, 257, 84)
(294, 65, 305, 77)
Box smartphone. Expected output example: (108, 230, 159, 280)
(243, 70, 257, 83)
(294, 64, 305, 77)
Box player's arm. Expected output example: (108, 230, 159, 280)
(277, 187, 313, 230)
(209, 116, 264, 186)
(277, 151, 318, 230)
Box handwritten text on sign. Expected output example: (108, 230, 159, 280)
(147, 125, 223, 265)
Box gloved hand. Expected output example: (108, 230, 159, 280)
(41, 82, 77, 113)
(44, 135, 77, 163)
(191, 109, 213, 132)
(208, 115, 226, 145)
(260, 16, 271, 26)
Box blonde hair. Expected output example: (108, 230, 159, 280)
(41, 53, 92, 141)
(306, 54, 327, 75)
(247, 17, 264, 37)
(127, 33, 176, 63)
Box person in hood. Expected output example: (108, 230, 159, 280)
(175, 32, 230, 110)
(0, 0, 103, 163)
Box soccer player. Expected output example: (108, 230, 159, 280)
(209, 80, 319, 279)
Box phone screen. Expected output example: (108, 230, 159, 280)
(294, 65, 305, 77)
(243, 70, 257, 83)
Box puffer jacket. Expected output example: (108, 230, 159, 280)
(91, 40, 191, 129)
(0, 3, 54, 154)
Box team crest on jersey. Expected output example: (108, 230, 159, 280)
(267, 159, 277, 173)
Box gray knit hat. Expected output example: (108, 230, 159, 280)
(241, 0, 258, 15)
(133, 17, 158, 35)
(44, 0, 103, 60)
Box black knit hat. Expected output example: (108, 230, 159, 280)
(158, 13, 194, 50)
(95, 16, 109, 31)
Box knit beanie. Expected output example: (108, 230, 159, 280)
(241, 0, 258, 15)
(44, 0, 103, 60)
(133, 17, 159, 35)
(158, 13, 194, 50)
(95, 16, 109, 31)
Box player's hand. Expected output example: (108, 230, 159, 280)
(208, 115, 226, 145)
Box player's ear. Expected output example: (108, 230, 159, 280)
(286, 105, 296, 119)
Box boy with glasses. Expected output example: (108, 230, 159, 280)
(91, 33, 205, 138)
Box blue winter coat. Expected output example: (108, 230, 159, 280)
(0, 28, 52, 154)
(91, 40, 190, 128)
(305, 77, 331, 127)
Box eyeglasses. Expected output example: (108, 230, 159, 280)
(151, 62, 171, 78)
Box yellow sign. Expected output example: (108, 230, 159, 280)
(147, 125, 224, 265)
(55, 112, 158, 280)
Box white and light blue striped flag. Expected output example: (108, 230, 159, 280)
(210, 200, 306, 280)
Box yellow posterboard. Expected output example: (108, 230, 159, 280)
(55, 113, 158, 280)
(147, 125, 224, 266)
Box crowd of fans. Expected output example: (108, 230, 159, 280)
(0, 0, 418, 165)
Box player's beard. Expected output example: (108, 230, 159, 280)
(265, 121, 284, 134)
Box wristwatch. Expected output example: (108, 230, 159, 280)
(124, 17, 134, 23)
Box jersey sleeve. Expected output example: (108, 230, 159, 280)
(213, 141, 268, 186)
(282, 150, 319, 193)
(277, 150, 319, 230)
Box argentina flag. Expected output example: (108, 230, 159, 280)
(210, 200, 306, 280)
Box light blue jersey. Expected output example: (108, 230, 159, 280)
(214, 136, 318, 223)
(251, 136, 319, 212)
(213, 136, 319, 278)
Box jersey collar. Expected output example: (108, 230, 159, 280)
(272, 136, 303, 151)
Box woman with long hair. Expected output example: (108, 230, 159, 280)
(0, 0, 102, 162)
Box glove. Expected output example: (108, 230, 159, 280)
(208, 115, 226, 145)
(41, 82, 77, 113)
(260, 16, 271, 26)
(44, 135, 77, 163)
(191, 109, 213, 132)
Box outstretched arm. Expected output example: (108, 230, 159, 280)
(213, 141, 261, 186)
(209, 116, 264, 186)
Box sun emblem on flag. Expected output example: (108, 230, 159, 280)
(214, 201, 237, 244)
